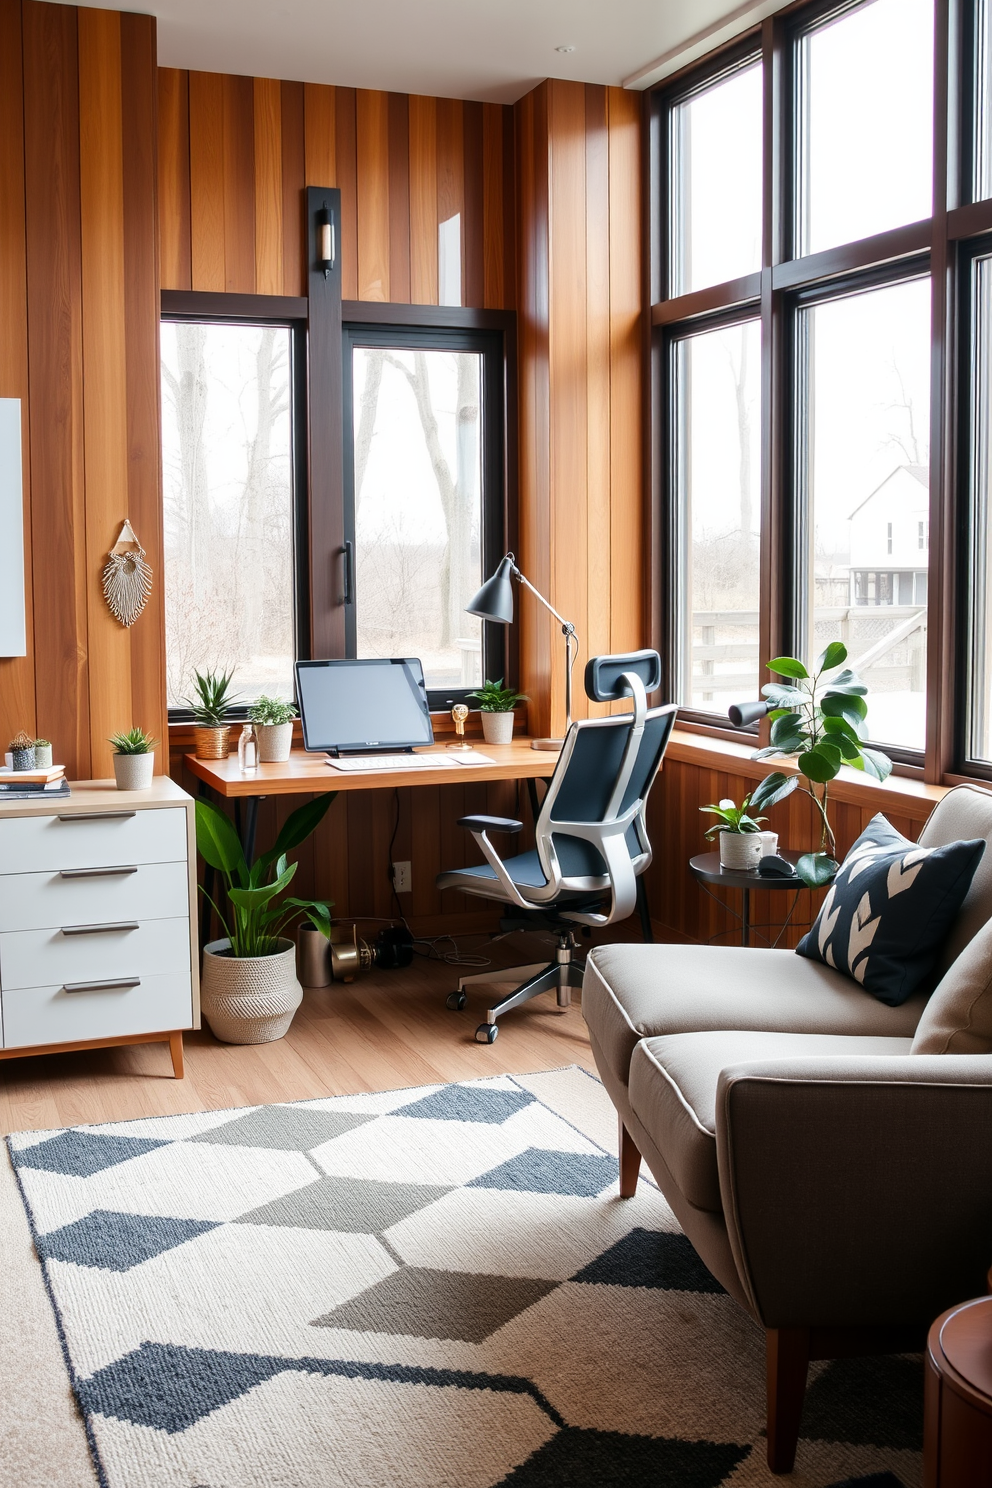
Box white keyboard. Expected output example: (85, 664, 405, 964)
(326, 753, 458, 772)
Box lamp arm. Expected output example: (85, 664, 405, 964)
(504, 554, 580, 738)
(509, 562, 573, 633)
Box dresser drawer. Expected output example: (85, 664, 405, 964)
(0, 807, 187, 875)
(2, 971, 192, 1049)
(0, 860, 190, 933)
(0, 917, 191, 991)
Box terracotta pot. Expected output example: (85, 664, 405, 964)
(481, 711, 515, 745)
(193, 725, 232, 760)
(113, 752, 154, 790)
(256, 721, 294, 763)
(719, 831, 763, 870)
(201, 937, 303, 1044)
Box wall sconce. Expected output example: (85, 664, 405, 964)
(317, 203, 336, 277)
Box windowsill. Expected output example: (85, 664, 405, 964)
(666, 727, 947, 816)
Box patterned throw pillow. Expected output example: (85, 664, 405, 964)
(796, 814, 986, 1006)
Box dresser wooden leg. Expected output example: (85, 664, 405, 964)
(619, 1118, 641, 1197)
(169, 1032, 185, 1079)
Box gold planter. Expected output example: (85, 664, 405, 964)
(193, 725, 232, 760)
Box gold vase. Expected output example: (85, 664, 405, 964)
(193, 725, 232, 760)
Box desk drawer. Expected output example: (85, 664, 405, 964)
(0, 917, 191, 991)
(0, 861, 190, 933)
(0, 807, 186, 875)
(2, 971, 192, 1049)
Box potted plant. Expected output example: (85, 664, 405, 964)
(196, 793, 334, 1044)
(33, 739, 53, 768)
(700, 781, 779, 870)
(748, 642, 892, 887)
(108, 727, 157, 790)
(249, 696, 298, 763)
(185, 668, 238, 760)
(467, 679, 529, 745)
(8, 732, 34, 771)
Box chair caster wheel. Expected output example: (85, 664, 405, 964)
(475, 1023, 498, 1044)
(446, 991, 467, 1011)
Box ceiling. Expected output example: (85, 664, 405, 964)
(51, 0, 784, 102)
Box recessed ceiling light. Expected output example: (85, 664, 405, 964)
(555, 45, 575, 53)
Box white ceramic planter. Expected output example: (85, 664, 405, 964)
(718, 831, 763, 870)
(256, 721, 294, 762)
(201, 937, 303, 1044)
(481, 711, 514, 745)
(113, 752, 154, 790)
(33, 743, 53, 768)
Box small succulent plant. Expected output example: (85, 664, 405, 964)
(185, 668, 238, 726)
(249, 696, 298, 726)
(109, 726, 157, 755)
(9, 731, 35, 770)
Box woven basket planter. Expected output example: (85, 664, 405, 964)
(201, 937, 303, 1044)
(193, 725, 232, 760)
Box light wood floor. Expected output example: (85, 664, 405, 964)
(0, 933, 598, 1136)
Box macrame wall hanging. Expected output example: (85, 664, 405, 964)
(102, 520, 152, 629)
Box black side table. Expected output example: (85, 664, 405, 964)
(689, 849, 811, 947)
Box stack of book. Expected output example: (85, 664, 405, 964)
(0, 764, 70, 799)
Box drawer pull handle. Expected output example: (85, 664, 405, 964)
(57, 811, 137, 823)
(61, 921, 139, 937)
(63, 977, 141, 994)
(59, 865, 139, 880)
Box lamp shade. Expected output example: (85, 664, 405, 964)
(466, 554, 515, 624)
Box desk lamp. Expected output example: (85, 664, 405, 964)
(466, 553, 577, 751)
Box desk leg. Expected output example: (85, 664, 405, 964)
(741, 888, 751, 947)
(243, 796, 261, 864)
(527, 777, 543, 824)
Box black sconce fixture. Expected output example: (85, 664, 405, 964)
(317, 202, 336, 277)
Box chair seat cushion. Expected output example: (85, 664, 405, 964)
(628, 1030, 914, 1214)
(796, 814, 985, 1006)
(583, 942, 928, 1092)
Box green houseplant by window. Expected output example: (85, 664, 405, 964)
(108, 726, 157, 791)
(195, 793, 333, 1044)
(185, 668, 239, 761)
(249, 696, 298, 763)
(700, 778, 781, 870)
(467, 679, 529, 746)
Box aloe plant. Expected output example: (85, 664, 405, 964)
(185, 668, 238, 726)
(108, 726, 157, 755)
(195, 794, 333, 958)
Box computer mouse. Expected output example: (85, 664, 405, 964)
(758, 855, 797, 878)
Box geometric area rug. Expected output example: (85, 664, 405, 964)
(6, 1071, 922, 1488)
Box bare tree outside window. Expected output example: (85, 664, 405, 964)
(161, 321, 295, 708)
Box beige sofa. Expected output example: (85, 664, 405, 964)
(582, 783, 992, 1474)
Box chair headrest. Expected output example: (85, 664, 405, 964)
(584, 650, 661, 703)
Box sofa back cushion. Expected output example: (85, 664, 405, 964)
(919, 784, 992, 976)
(912, 913, 992, 1053)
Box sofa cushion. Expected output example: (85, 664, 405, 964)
(919, 784, 992, 976)
(796, 814, 985, 1006)
(912, 913, 992, 1053)
(629, 1030, 914, 1215)
(582, 942, 928, 1090)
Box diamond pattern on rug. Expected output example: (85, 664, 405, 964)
(11, 1129, 169, 1177)
(187, 1104, 373, 1151)
(468, 1147, 618, 1198)
(312, 1266, 559, 1344)
(803, 1356, 925, 1450)
(234, 1174, 453, 1234)
(571, 1227, 725, 1294)
(495, 1426, 750, 1486)
(78, 1341, 291, 1433)
(38, 1210, 218, 1272)
(393, 1084, 535, 1124)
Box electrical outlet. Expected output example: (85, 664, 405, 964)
(392, 860, 412, 895)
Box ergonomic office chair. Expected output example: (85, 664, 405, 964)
(436, 650, 676, 1043)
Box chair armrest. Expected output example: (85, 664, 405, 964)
(457, 815, 523, 833)
(714, 1056, 992, 1329)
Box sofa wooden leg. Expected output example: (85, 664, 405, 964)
(766, 1327, 809, 1474)
(618, 1118, 641, 1197)
(169, 1031, 185, 1080)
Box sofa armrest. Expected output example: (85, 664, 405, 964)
(715, 1056, 992, 1330)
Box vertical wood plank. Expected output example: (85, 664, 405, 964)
(501, 105, 517, 311)
(188, 71, 225, 291)
(482, 102, 504, 310)
(303, 82, 336, 187)
(280, 81, 306, 296)
(356, 89, 390, 301)
(157, 67, 191, 291)
(436, 97, 464, 303)
(0, 0, 37, 746)
(585, 84, 612, 718)
(409, 94, 437, 304)
(335, 87, 359, 300)
(253, 76, 283, 295)
(223, 72, 255, 293)
(387, 91, 411, 303)
(463, 100, 484, 309)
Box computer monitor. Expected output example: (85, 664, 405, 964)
(295, 658, 434, 756)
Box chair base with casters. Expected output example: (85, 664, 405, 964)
(446, 910, 590, 1042)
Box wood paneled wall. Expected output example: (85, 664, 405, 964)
(158, 71, 516, 308)
(514, 81, 644, 739)
(0, 0, 166, 780)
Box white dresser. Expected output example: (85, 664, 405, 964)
(0, 778, 199, 1078)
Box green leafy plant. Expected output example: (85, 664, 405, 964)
(195, 794, 334, 959)
(185, 668, 238, 726)
(249, 696, 298, 726)
(467, 679, 529, 713)
(699, 779, 781, 839)
(750, 642, 892, 887)
(34, 738, 51, 748)
(108, 726, 157, 755)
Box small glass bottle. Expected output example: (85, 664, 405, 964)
(238, 722, 258, 773)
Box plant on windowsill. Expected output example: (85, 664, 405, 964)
(248, 696, 298, 763)
(745, 642, 893, 888)
(700, 780, 780, 871)
(108, 726, 157, 791)
(185, 667, 239, 761)
(195, 794, 334, 1044)
(467, 679, 529, 746)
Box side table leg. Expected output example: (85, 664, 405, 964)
(741, 887, 751, 947)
